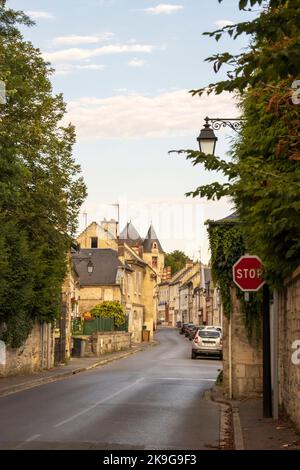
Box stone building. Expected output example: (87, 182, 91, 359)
(77, 221, 118, 250)
(74, 220, 163, 342)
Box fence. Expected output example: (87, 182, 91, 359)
(72, 316, 128, 336)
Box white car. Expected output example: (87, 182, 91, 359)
(191, 328, 223, 359)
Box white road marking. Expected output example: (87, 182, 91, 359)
(14, 434, 41, 449)
(54, 377, 144, 428)
(149, 377, 216, 382)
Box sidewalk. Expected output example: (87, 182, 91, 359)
(211, 386, 300, 450)
(0, 341, 158, 398)
(238, 398, 300, 450)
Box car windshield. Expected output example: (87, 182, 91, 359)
(198, 330, 220, 339)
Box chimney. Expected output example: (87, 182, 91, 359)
(185, 260, 194, 269)
(101, 219, 118, 239)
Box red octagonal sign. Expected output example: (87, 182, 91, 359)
(233, 255, 265, 292)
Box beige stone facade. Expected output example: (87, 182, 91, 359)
(119, 243, 157, 341)
(222, 288, 263, 399)
(278, 268, 300, 429)
(77, 221, 118, 250)
(78, 285, 122, 315)
(75, 221, 161, 343)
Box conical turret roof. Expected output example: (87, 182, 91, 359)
(143, 224, 164, 253)
(120, 221, 143, 245)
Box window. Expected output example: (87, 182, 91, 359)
(152, 256, 158, 268)
(91, 237, 98, 248)
(153, 242, 157, 249)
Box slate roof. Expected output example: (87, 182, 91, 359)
(120, 222, 143, 245)
(72, 249, 122, 286)
(143, 224, 164, 253)
(209, 211, 239, 225)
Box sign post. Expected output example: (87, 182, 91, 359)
(233, 255, 272, 418)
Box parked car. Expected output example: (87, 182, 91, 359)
(179, 323, 189, 335)
(191, 328, 223, 359)
(202, 325, 223, 335)
(184, 323, 195, 337)
(188, 325, 205, 340)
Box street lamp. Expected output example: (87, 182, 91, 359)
(197, 117, 218, 156)
(197, 116, 244, 156)
(87, 259, 94, 274)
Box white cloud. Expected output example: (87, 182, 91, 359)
(128, 58, 146, 68)
(55, 63, 105, 76)
(214, 19, 234, 29)
(44, 44, 154, 63)
(64, 89, 238, 140)
(144, 4, 184, 15)
(52, 33, 114, 47)
(25, 11, 54, 19)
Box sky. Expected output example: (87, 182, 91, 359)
(10, 0, 255, 261)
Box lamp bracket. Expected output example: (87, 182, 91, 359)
(205, 117, 244, 133)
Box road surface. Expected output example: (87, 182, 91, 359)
(0, 328, 222, 450)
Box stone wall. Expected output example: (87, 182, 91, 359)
(278, 268, 300, 430)
(78, 286, 121, 314)
(84, 331, 131, 357)
(0, 322, 54, 377)
(223, 288, 263, 399)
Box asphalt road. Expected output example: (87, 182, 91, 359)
(0, 328, 222, 450)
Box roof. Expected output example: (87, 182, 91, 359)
(72, 249, 122, 286)
(209, 211, 240, 226)
(169, 265, 193, 285)
(143, 224, 164, 253)
(120, 222, 143, 245)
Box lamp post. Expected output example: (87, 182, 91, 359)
(197, 114, 272, 418)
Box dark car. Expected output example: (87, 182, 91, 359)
(187, 325, 205, 340)
(179, 323, 189, 335)
(184, 323, 195, 337)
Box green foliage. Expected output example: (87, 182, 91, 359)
(176, 0, 300, 287)
(207, 221, 263, 339)
(90, 301, 126, 328)
(0, 2, 87, 347)
(207, 221, 245, 317)
(165, 250, 190, 275)
(192, 0, 300, 96)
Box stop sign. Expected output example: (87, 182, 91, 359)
(233, 255, 265, 292)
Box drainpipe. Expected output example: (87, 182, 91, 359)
(271, 289, 279, 420)
(229, 313, 233, 400)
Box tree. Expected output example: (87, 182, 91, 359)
(90, 302, 126, 328)
(165, 250, 190, 275)
(175, 0, 300, 285)
(0, 1, 87, 347)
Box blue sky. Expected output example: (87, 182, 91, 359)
(10, 0, 254, 260)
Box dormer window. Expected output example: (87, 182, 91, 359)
(91, 237, 98, 248)
(153, 242, 157, 249)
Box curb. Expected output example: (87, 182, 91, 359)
(207, 388, 245, 450)
(0, 343, 155, 399)
(232, 407, 245, 450)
